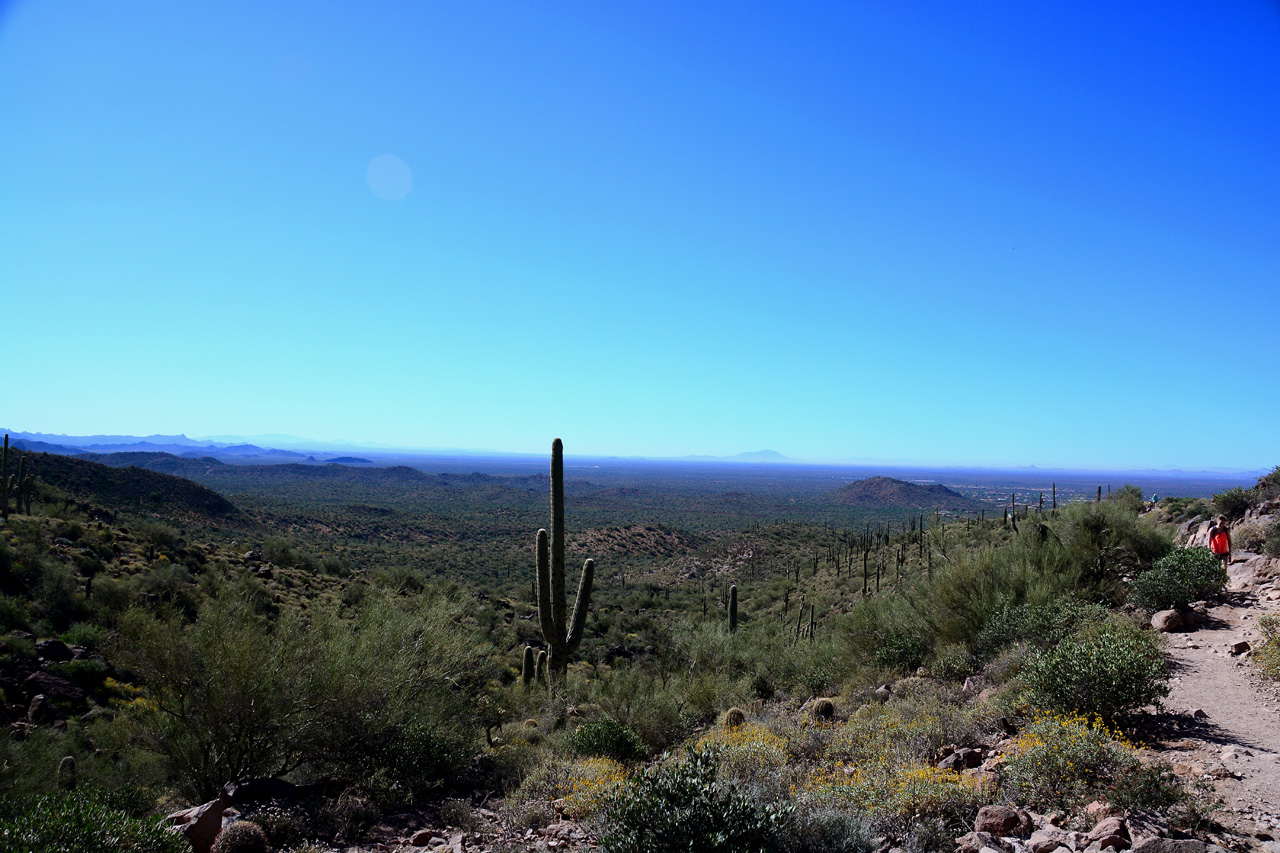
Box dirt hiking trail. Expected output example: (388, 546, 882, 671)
(1157, 553, 1280, 852)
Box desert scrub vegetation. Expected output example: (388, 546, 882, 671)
(1017, 616, 1169, 721)
(1129, 546, 1227, 613)
(1255, 615, 1280, 680)
(0, 786, 186, 853)
(596, 745, 793, 853)
(1002, 712, 1141, 811)
(109, 590, 489, 803)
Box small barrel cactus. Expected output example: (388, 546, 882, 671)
(211, 821, 268, 853)
(722, 707, 746, 730)
(57, 755, 77, 790)
(810, 697, 835, 720)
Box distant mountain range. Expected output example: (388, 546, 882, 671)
(682, 450, 790, 463)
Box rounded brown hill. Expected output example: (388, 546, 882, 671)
(826, 476, 984, 512)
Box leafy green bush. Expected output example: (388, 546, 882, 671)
(1129, 547, 1227, 613)
(0, 787, 185, 853)
(1213, 487, 1253, 520)
(568, 717, 647, 762)
(1019, 618, 1169, 721)
(599, 745, 792, 853)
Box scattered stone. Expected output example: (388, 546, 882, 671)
(956, 831, 1015, 853)
(409, 828, 441, 846)
(1230, 641, 1252, 655)
(1129, 839, 1206, 853)
(1028, 826, 1072, 853)
(1190, 709, 1209, 720)
(1151, 610, 1184, 633)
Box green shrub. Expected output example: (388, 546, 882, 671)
(568, 717, 647, 762)
(112, 593, 485, 802)
(60, 622, 104, 649)
(1233, 520, 1269, 553)
(1265, 522, 1280, 559)
(1003, 712, 1139, 811)
(0, 594, 28, 632)
(1255, 615, 1280, 681)
(1213, 487, 1253, 520)
(46, 658, 108, 692)
(0, 787, 185, 853)
(1256, 467, 1280, 502)
(1019, 618, 1169, 721)
(973, 599, 1107, 663)
(872, 629, 928, 673)
(1129, 547, 1227, 612)
(599, 745, 792, 853)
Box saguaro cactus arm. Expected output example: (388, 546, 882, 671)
(566, 558, 594, 651)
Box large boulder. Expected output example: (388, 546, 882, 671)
(1150, 610, 1183, 633)
(27, 694, 65, 725)
(164, 797, 234, 853)
(975, 805, 1029, 837)
(1086, 816, 1131, 850)
(21, 672, 84, 705)
(35, 639, 73, 662)
(221, 777, 297, 805)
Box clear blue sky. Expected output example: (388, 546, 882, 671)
(2, 1, 1277, 469)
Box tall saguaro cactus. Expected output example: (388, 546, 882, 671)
(1, 434, 9, 519)
(536, 438, 595, 682)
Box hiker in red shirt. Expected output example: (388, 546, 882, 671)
(1208, 515, 1232, 570)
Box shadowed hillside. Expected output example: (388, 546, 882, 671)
(21, 451, 247, 525)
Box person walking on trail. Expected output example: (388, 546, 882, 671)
(1209, 515, 1233, 571)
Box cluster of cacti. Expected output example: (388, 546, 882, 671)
(535, 439, 595, 683)
(521, 646, 536, 687)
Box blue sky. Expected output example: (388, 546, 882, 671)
(2, 1, 1277, 469)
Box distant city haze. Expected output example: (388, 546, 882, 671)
(2, 2, 1276, 470)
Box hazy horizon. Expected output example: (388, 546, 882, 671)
(4, 2, 1277, 471)
(3, 425, 1267, 477)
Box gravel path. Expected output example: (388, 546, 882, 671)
(1161, 555, 1280, 851)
